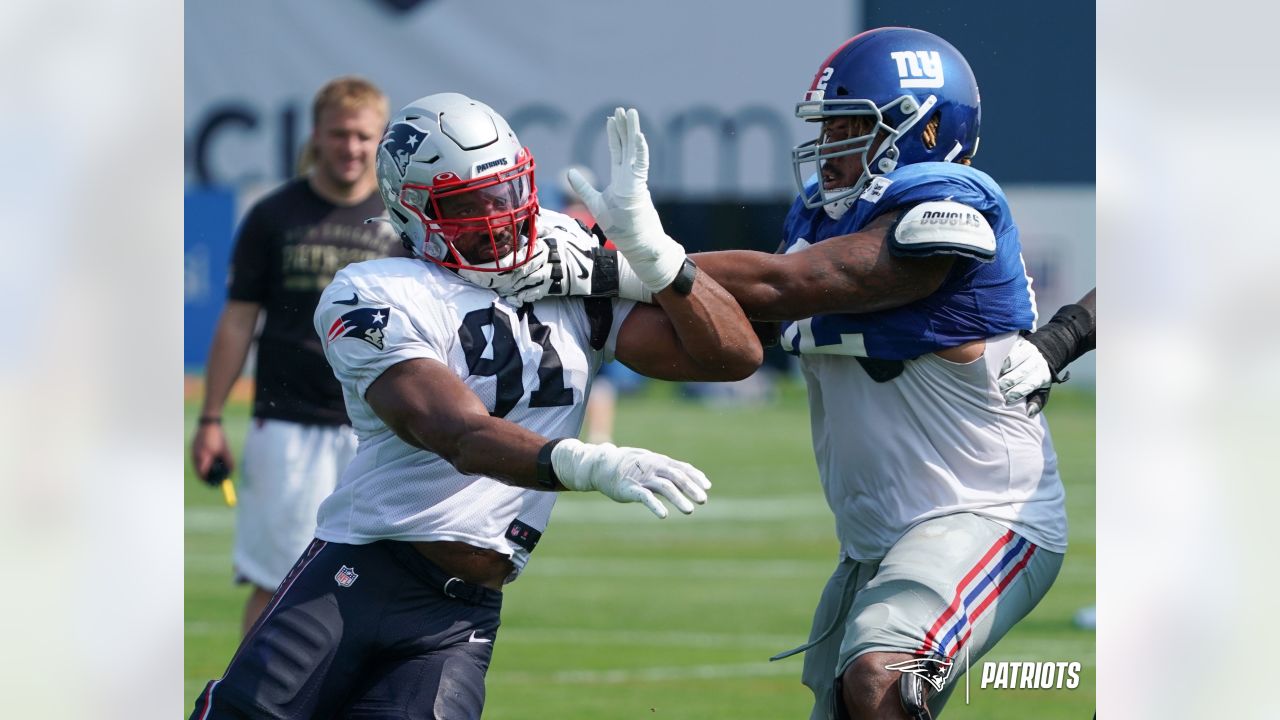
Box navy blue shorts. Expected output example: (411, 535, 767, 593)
(191, 539, 504, 719)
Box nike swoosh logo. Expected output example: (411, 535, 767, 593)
(468, 631, 493, 644)
(334, 292, 359, 305)
(566, 248, 590, 280)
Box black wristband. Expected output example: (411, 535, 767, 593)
(198, 416, 222, 426)
(1026, 303, 1095, 380)
(589, 247, 620, 296)
(536, 438, 567, 490)
(666, 258, 697, 295)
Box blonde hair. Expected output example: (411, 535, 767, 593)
(296, 75, 389, 176)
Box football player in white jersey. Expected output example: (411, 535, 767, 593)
(515, 29, 1081, 720)
(190, 93, 761, 720)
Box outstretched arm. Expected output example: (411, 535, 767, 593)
(365, 357, 710, 519)
(564, 108, 762, 381)
(689, 211, 953, 321)
(613, 271, 762, 382)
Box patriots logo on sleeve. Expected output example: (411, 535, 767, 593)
(327, 307, 392, 350)
(380, 121, 429, 178)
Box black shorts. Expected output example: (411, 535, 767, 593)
(191, 538, 504, 720)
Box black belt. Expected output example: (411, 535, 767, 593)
(383, 541, 504, 609)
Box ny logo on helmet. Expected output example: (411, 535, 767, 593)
(890, 50, 944, 89)
(381, 121, 430, 178)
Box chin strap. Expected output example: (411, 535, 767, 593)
(822, 189, 857, 220)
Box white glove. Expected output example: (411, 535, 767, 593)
(551, 438, 710, 519)
(506, 224, 655, 306)
(506, 233, 595, 304)
(461, 237, 550, 293)
(566, 108, 686, 293)
(998, 336, 1052, 404)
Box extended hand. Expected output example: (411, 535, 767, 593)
(551, 438, 710, 519)
(464, 237, 550, 293)
(506, 225, 602, 303)
(566, 108, 686, 293)
(191, 422, 235, 483)
(999, 336, 1054, 417)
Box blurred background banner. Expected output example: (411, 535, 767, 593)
(179, 3, 1098, 718)
(184, 0, 1095, 378)
(185, 0, 855, 199)
(184, 188, 235, 365)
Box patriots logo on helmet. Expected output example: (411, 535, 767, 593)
(381, 121, 429, 178)
(327, 306, 392, 350)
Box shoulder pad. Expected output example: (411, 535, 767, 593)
(889, 200, 996, 261)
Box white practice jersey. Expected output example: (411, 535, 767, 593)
(800, 333, 1068, 561)
(313, 237, 635, 580)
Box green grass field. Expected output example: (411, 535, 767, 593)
(185, 379, 1094, 718)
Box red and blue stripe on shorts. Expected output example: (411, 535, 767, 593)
(917, 529, 1038, 660)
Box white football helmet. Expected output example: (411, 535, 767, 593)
(376, 93, 541, 290)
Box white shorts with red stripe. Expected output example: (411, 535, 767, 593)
(793, 512, 1063, 720)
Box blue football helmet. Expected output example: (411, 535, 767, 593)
(792, 27, 981, 218)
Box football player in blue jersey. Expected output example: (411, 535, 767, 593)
(687, 29, 1070, 719)
(516, 26, 1076, 720)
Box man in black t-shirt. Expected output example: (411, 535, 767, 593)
(190, 76, 409, 634)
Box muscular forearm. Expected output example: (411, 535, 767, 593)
(650, 272, 762, 380)
(443, 415, 550, 489)
(690, 250, 807, 320)
(396, 401, 705, 518)
(370, 359, 556, 490)
(692, 242, 948, 321)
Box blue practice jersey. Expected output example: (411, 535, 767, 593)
(779, 163, 1037, 360)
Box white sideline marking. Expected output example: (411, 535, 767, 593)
(527, 556, 829, 578)
(185, 495, 830, 534)
(492, 660, 797, 685)
(497, 627, 801, 649)
(185, 506, 236, 533)
(553, 494, 830, 522)
(184, 621, 805, 650)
